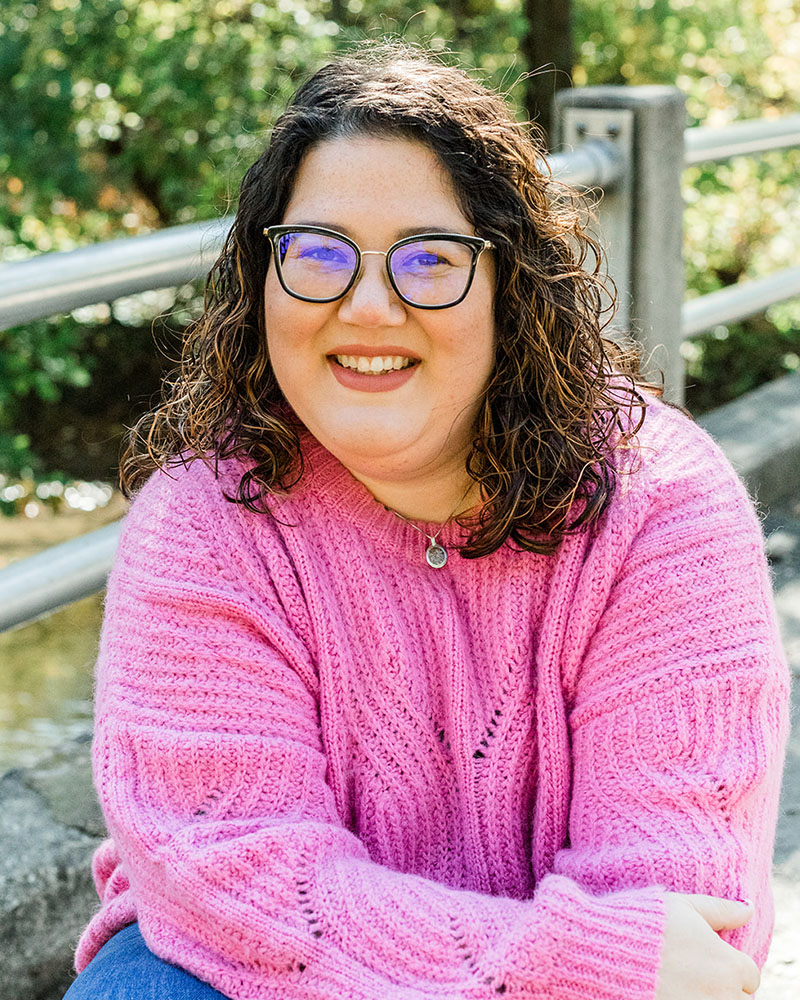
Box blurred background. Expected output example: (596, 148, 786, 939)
(1, 0, 799, 770)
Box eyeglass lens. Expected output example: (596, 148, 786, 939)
(276, 232, 475, 306)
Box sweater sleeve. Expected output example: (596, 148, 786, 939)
(555, 413, 791, 972)
(83, 460, 670, 1000)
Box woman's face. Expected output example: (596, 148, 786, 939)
(263, 135, 496, 489)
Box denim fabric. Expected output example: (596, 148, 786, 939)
(63, 923, 229, 999)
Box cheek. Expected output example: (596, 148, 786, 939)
(264, 271, 304, 342)
(264, 278, 336, 368)
(263, 278, 298, 378)
(263, 269, 286, 325)
(456, 290, 496, 369)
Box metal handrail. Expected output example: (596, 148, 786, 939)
(0, 217, 231, 332)
(2, 116, 797, 337)
(685, 114, 800, 165)
(0, 520, 122, 632)
(680, 116, 800, 335)
(548, 140, 627, 189)
(682, 266, 800, 338)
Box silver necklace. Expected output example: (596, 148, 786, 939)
(384, 482, 476, 569)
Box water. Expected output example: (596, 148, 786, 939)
(0, 593, 102, 774)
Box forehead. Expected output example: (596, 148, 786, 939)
(282, 135, 471, 236)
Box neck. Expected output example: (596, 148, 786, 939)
(350, 466, 482, 524)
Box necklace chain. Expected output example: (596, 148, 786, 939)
(383, 481, 476, 569)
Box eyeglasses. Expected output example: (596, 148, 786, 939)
(263, 225, 494, 310)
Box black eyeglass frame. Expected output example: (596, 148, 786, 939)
(263, 224, 494, 310)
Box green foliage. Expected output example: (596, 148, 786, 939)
(575, 0, 797, 122)
(0, 0, 339, 252)
(0, 0, 337, 479)
(0, 0, 528, 257)
(680, 146, 800, 412)
(0, 316, 93, 476)
(683, 314, 800, 414)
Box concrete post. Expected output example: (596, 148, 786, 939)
(554, 86, 687, 403)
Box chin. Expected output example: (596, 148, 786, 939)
(334, 431, 417, 465)
(314, 422, 418, 467)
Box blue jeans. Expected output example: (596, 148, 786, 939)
(63, 923, 228, 999)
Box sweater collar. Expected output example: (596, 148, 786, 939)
(286, 429, 475, 560)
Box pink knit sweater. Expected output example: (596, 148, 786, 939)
(76, 396, 790, 1000)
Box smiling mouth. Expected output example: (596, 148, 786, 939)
(330, 354, 420, 375)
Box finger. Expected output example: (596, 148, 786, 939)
(685, 894, 754, 932)
(739, 954, 761, 995)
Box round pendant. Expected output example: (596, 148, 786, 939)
(426, 543, 448, 569)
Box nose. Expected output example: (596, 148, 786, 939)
(337, 254, 406, 327)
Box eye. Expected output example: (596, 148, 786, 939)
(394, 247, 453, 272)
(299, 243, 349, 263)
(392, 239, 472, 275)
(282, 233, 354, 269)
(410, 250, 450, 268)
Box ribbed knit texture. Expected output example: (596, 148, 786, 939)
(75, 396, 790, 999)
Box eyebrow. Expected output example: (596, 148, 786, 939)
(291, 220, 470, 240)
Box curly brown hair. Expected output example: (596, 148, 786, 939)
(121, 40, 660, 558)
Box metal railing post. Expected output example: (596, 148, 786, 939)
(554, 86, 687, 402)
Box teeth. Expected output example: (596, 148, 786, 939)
(335, 355, 414, 374)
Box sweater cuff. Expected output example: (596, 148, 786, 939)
(506, 876, 667, 1000)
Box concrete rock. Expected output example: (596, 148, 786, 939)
(0, 736, 104, 1000)
(699, 371, 800, 508)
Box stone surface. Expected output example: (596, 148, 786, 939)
(17, 734, 105, 841)
(699, 371, 800, 509)
(0, 739, 104, 1000)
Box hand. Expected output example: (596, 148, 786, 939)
(656, 893, 761, 999)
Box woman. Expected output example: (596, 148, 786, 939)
(66, 42, 789, 1000)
